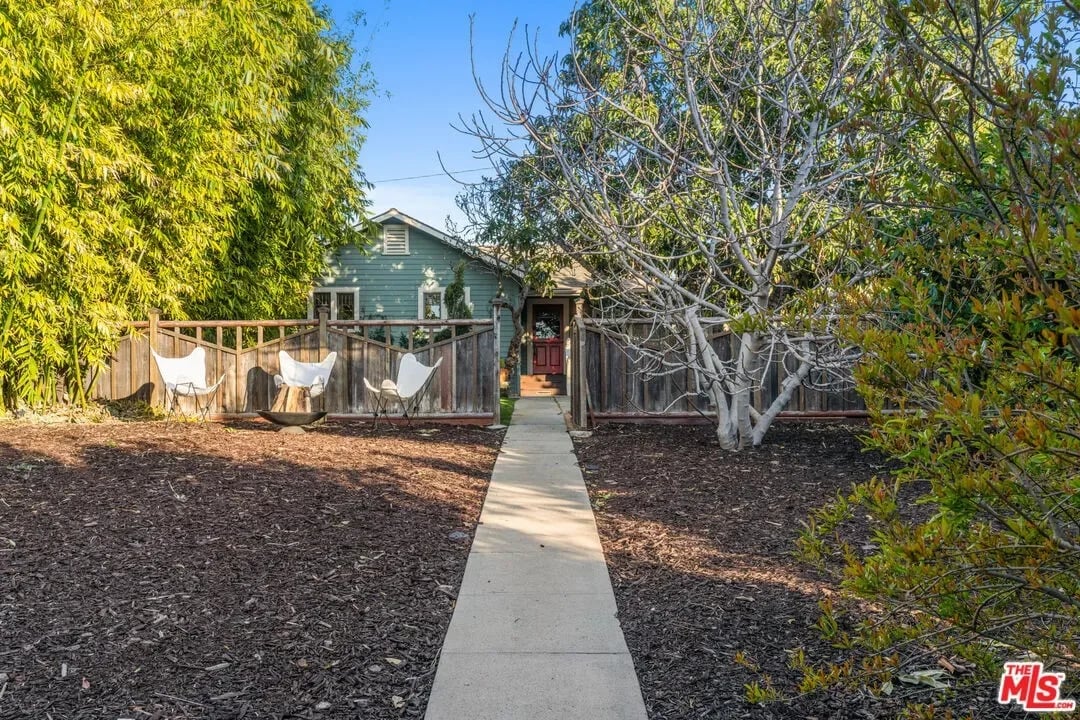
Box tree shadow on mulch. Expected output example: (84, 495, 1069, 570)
(0, 421, 499, 720)
(575, 422, 1018, 720)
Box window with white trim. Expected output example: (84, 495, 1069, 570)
(417, 285, 471, 320)
(420, 288, 444, 320)
(309, 287, 360, 320)
(382, 225, 409, 255)
(335, 291, 356, 320)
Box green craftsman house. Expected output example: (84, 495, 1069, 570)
(310, 209, 587, 396)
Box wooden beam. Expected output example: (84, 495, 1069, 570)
(148, 309, 161, 408)
(234, 323, 243, 413)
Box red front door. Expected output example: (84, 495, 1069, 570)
(532, 305, 564, 374)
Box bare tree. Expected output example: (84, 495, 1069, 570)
(462, 0, 897, 448)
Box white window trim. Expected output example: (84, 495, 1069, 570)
(382, 225, 410, 255)
(417, 285, 471, 321)
(309, 286, 360, 321)
(418, 285, 446, 321)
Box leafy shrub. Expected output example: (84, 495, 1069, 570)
(800, 0, 1080, 706)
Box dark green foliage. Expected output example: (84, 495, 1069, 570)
(444, 261, 472, 336)
(452, 160, 569, 377)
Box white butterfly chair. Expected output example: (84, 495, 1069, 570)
(150, 346, 226, 420)
(363, 353, 443, 428)
(274, 350, 338, 399)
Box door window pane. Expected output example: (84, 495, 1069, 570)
(534, 309, 561, 339)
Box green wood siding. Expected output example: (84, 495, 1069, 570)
(319, 218, 522, 360)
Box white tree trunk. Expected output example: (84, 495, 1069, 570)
(734, 331, 760, 448)
(686, 309, 741, 449)
(750, 344, 813, 446)
(689, 313, 817, 449)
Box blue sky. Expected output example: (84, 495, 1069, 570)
(321, 1, 574, 234)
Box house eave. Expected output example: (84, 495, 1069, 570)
(370, 207, 525, 282)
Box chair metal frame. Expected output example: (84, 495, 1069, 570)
(363, 353, 443, 428)
(150, 346, 226, 420)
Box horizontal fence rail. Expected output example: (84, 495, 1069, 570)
(93, 312, 499, 419)
(570, 318, 865, 427)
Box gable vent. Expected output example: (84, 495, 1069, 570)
(383, 225, 409, 255)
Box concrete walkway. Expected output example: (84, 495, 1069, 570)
(425, 397, 648, 720)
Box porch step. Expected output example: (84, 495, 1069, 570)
(520, 374, 565, 386)
(520, 374, 567, 397)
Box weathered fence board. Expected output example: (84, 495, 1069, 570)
(92, 314, 498, 418)
(570, 318, 866, 427)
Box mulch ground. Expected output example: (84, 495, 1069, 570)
(0, 419, 501, 720)
(574, 422, 1013, 720)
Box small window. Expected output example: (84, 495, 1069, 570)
(383, 225, 409, 255)
(422, 291, 443, 320)
(336, 292, 355, 320)
(313, 291, 332, 313)
(417, 286, 471, 320)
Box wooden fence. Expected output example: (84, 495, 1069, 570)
(92, 309, 501, 421)
(569, 317, 865, 427)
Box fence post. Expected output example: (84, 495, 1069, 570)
(384, 322, 392, 380)
(148, 308, 161, 408)
(317, 305, 329, 411)
(491, 297, 505, 427)
(569, 319, 577, 426)
(317, 305, 329, 355)
(575, 316, 588, 428)
(234, 323, 243, 413)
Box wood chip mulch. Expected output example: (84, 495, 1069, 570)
(574, 422, 1010, 720)
(0, 419, 500, 719)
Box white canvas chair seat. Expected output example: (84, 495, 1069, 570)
(151, 346, 225, 420)
(363, 353, 443, 427)
(274, 350, 337, 399)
